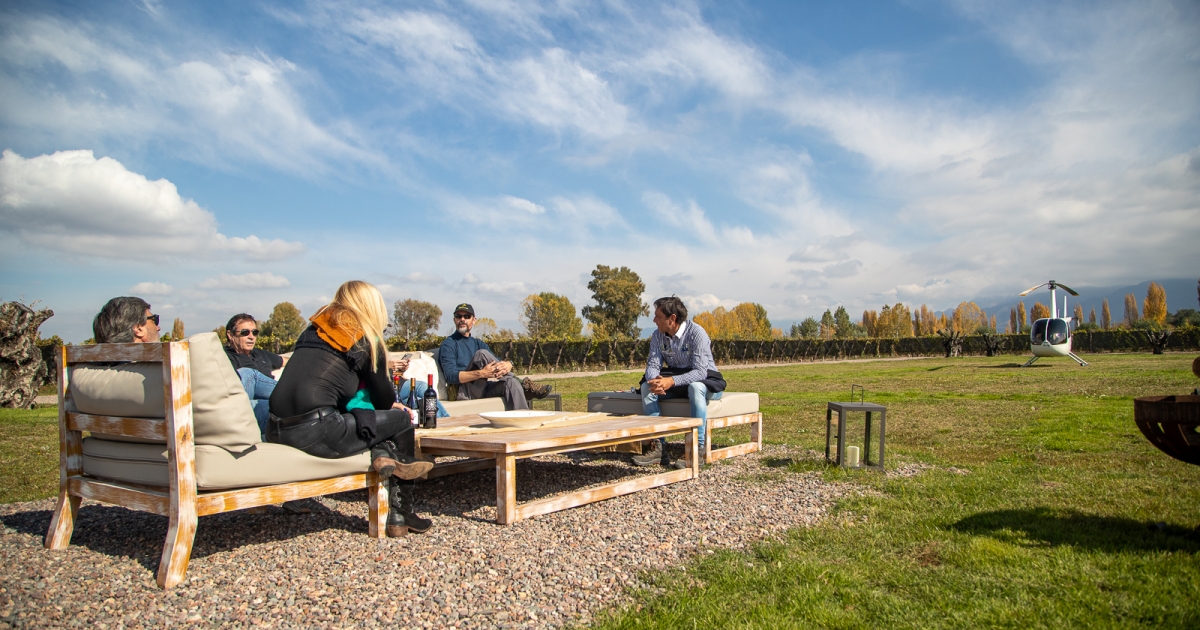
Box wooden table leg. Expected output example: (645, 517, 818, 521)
(687, 427, 700, 477)
(496, 455, 516, 525)
(368, 473, 387, 538)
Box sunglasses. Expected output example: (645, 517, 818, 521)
(454, 313, 474, 320)
(233, 329, 260, 337)
(146, 314, 160, 326)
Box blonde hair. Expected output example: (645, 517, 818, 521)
(314, 280, 389, 370)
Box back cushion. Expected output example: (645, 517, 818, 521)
(69, 332, 261, 452)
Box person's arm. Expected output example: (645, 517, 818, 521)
(268, 350, 284, 370)
(439, 337, 463, 385)
(645, 331, 663, 381)
(363, 346, 398, 410)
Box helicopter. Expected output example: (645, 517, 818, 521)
(1018, 280, 1088, 367)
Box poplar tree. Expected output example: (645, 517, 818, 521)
(1009, 308, 1017, 334)
(1143, 282, 1167, 325)
(1089, 307, 1096, 325)
(1101, 299, 1111, 329)
(1017, 301, 1027, 330)
(1123, 293, 1139, 326)
(170, 318, 185, 341)
(1073, 304, 1083, 324)
(1031, 302, 1051, 321)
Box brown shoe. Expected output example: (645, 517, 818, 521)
(372, 456, 400, 479)
(522, 377, 552, 399)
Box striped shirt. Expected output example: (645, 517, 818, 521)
(645, 320, 716, 386)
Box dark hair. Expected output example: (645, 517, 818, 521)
(653, 296, 688, 324)
(225, 313, 256, 333)
(93, 296, 151, 343)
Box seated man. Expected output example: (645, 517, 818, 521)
(437, 303, 549, 410)
(223, 313, 285, 436)
(632, 296, 725, 469)
(93, 296, 160, 343)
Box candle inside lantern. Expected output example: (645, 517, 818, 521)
(846, 445, 860, 467)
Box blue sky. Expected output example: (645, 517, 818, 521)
(1, 0, 1197, 342)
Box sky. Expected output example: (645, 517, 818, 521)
(1, 0, 1197, 342)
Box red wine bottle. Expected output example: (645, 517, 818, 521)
(422, 373, 438, 429)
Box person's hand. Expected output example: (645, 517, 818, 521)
(392, 402, 414, 414)
(648, 376, 674, 395)
(388, 358, 410, 376)
(494, 361, 513, 377)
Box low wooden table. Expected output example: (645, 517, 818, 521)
(418, 414, 703, 524)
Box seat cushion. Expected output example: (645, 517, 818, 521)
(587, 391, 759, 418)
(69, 332, 262, 452)
(441, 397, 506, 417)
(81, 437, 371, 490)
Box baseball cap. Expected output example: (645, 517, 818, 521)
(454, 303, 475, 316)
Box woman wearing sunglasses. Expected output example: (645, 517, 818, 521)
(267, 280, 434, 536)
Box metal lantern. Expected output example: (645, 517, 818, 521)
(825, 386, 887, 469)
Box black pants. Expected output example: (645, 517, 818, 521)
(265, 407, 415, 459)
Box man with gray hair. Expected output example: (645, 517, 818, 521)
(93, 296, 160, 343)
(632, 296, 725, 469)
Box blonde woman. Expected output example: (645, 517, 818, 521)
(268, 281, 433, 536)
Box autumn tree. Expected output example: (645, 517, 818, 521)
(1009, 308, 1018, 334)
(1073, 304, 1083, 324)
(1089, 307, 1096, 325)
(791, 317, 819, 339)
(1123, 293, 1139, 326)
(473, 317, 498, 338)
(862, 310, 878, 337)
(390, 299, 442, 341)
(1017, 301, 1027, 330)
(875, 303, 914, 338)
(170, 318, 185, 341)
(1031, 302, 1051, 321)
(989, 314, 997, 332)
(581, 265, 648, 339)
(1101, 299, 1112, 329)
(952, 302, 988, 334)
(520, 292, 582, 339)
(1143, 282, 1167, 325)
(694, 303, 773, 340)
(260, 302, 306, 351)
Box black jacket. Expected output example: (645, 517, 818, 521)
(269, 326, 395, 419)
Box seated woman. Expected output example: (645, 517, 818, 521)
(267, 280, 433, 536)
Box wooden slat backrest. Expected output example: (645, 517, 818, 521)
(61, 342, 182, 440)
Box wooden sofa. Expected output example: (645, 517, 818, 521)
(585, 391, 762, 463)
(44, 333, 391, 588)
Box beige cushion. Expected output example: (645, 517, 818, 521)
(586, 391, 759, 418)
(441, 397, 506, 417)
(81, 437, 371, 490)
(69, 332, 261, 452)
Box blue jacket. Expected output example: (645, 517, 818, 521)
(439, 332, 489, 385)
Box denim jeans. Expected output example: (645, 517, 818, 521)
(641, 380, 722, 448)
(397, 379, 449, 418)
(238, 367, 276, 436)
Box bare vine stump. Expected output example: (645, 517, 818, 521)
(1144, 329, 1173, 355)
(980, 332, 1008, 357)
(0, 301, 53, 408)
(939, 329, 964, 357)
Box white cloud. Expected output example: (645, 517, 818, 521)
(462, 273, 481, 285)
(0, 16, 380, 176)
(399, 271, 445, 285)
(0, 150, 305, 261)
(198, 272, 291, 291)
(475, 281, 533, 296)
(823, 260, 863, 279)
(502, 195, 545, 214)
(130, 281, 173, 295)
(682, 293, 739, 314)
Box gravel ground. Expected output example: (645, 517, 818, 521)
(0, 445, 854, 629)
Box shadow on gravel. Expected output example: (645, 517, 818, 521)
(1, 502, 371, 572)
(951, 507, 1200, 553)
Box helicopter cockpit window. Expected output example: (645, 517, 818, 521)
(1031, 319, 1047, 344)
(1047, 319, 1069, 345)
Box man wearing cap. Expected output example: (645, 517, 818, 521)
(438, 303, 550, 410)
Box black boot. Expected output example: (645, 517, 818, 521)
(385, 478, 407, 537)
(391, 479, 432, 534)
(631, 440, 664, 467)
(375, 439, 433, 480)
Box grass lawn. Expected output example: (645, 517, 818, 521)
(3, 354, 1197, 627)
(547, 353, 1200, 629)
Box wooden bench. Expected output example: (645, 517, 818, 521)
(44, 338, 388, 589)
(585, 391, 763, 463)
(417, 414, 703, 524)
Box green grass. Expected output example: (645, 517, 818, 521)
(0, 406, 59, 504)
(4, 355, 1198, 626)
(551, 354, 1200, 629)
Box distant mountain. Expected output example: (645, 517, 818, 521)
(981, 278, 1198, 325)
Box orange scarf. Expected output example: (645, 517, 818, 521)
(310, 309, 362, 352)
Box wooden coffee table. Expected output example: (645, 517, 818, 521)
(417, 414, 703, 524)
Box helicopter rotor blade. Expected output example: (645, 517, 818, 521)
(1056, 283, 1079, 296)
(1018, 283, 1046, 296)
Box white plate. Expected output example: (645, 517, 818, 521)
(480, 410, 559, 428)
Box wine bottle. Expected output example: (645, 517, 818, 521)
(423, 373, 438, 429)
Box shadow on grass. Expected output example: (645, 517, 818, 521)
(979, 363, 1028, 369)
(951, 507, 1200, 553)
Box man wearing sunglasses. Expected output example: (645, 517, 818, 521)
(92, 296, 161, 343)
(223, 314, 287, 436)
(437, 303, 551, 410)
